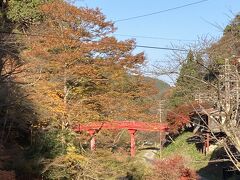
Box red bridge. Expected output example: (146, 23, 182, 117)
(73, 121, 169, 156)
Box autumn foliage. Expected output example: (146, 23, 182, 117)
(20, 0, 158, 128)
(166, 102, 210, 133)
(152, 156, 198, 180)
(166, 104, 191, 133)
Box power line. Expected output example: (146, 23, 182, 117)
(0, 31, 188, 52)
(114, 33, 195, 42)
(0, 31, 194, 43)
(136, 45, 187, 51)
(114, 0, 209, 23)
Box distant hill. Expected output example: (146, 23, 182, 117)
(144, 76, 170, 95)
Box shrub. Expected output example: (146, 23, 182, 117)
(151, 156, 198, 180)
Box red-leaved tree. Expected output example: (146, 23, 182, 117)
(152, 156, 198, 180)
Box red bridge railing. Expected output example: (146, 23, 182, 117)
(73, 121, 169, 156)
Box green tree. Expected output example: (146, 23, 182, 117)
(7, 0, 51, 25)
(169, 50, 203, 107)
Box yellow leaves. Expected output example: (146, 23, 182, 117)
(65, 145, 87, 162)
(45, 92, 65, 114)
(66, 145, 77, 154)
(42, 151, 87, 177)
(65, 153, 86, 163)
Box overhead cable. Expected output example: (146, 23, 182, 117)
(114, 33, 195, 42)
(114, 0, 209, 22)
(0, 31, 188, 52)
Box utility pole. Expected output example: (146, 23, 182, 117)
(225, 58, 231, 117)
(223, 57, 239, 126)
(159, 100, 164, 158)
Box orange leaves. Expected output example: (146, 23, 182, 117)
(20, 0, 158, 127)
(119, 52, 145, 68)
(152, 156, 198, 180)
(166, 102, 209, 133)
(96, 37, 135, 52)
(166, 112, 190, 133)
(40, 0, 114, 37)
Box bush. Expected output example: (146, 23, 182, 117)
(27, 129, 77, 159)
(151, 156, 198, 180)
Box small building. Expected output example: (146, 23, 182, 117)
(189, 108, 223, 133)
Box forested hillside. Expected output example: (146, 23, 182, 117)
(144, 76, 170, 95)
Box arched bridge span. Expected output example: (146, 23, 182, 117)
(73, 121, 169, 156)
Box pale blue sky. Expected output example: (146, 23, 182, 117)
(75, 0, 240, 83)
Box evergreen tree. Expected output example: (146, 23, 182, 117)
(169, 50, 203, 107)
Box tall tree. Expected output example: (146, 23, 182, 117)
(168, 50, 204, 107)
(21, 0, 157, 128)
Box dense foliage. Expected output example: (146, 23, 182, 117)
(152, 156, 198, 180)
(168, 50, 204, 107)
(20, 0, 157, 128)
(7, 0, 48, 24)
(0, 0, 160, 178)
